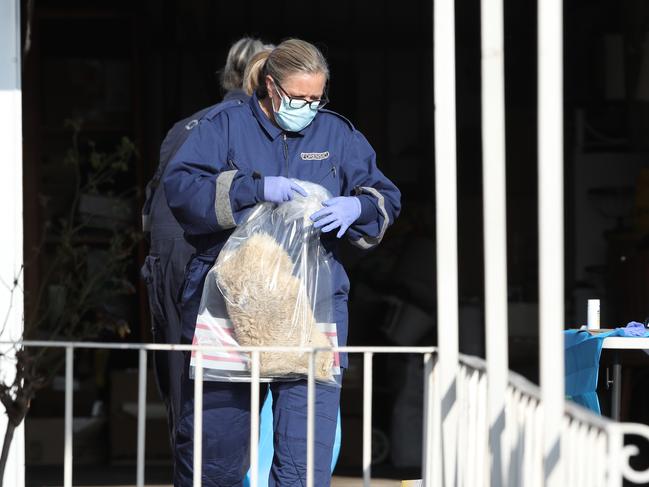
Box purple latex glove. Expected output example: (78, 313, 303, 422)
(624, 321, 646, 337)
(310, 196, 361, 238)
(263, 176, 307, 203)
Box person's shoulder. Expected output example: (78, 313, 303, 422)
(317, 108, 357, 132)
(166, 99, 245, 135)
(222, 89, 249, 103)
(203, 98, 248, 122)
(164, 101, 248, 148)
(161, 103, 220, 150)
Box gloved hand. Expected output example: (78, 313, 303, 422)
(263, 176, 308, 203)
(310, 196, 361, 238)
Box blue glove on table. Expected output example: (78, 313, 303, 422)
(263, 176, 308, 203)
(624, 321, 646, 337)
(310, 196, 361, 238)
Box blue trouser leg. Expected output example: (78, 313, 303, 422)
(269, 380, 340, 487)
(173, 369, 341, 487)
(141, 237, 194, 451)
(174, 368, 253, 487)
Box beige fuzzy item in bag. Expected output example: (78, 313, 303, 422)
(216, 233, 334, 380)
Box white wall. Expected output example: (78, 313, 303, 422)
(0, 0, 25, 485)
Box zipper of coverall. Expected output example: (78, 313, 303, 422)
(282, 133, 289, 176)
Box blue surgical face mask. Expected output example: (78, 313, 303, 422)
(272, 84, 319, 132)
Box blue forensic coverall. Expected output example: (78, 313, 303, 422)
(140, 92, 249, 449)
(164, 92, 401, 487)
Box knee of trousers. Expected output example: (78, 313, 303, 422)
(174, 379, 251, 487)
(270, 398, 339, 485)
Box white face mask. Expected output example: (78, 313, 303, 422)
(272, 84, 319, 132)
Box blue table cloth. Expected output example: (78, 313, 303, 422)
(564, 327, 649, 414)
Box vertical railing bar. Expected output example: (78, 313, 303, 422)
(579, 423, 588, 487)
(422, 352, 435, 486)
(586, 427, 595, 487)
(476, 372, 484, 485)
(481, 0, 510, 481)
(434, 0, 460, 483)
(136, 349, 147, 487)
(362, 352, 373, 487)
(465, 370, 478, 486)
(597, 430, 607, 487)
(606, 423, 622, 487)
(193, 351, 203, 487)
(455, 366, 466, 486)
(64, 346, 73, 487)
(538, 0, 565, 483)
(250, 350, 260, 487)
(306, 350, 315, 487)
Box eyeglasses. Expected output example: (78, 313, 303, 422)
(274, 81, 329, 110)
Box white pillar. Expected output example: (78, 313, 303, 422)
(481, 0, 509, 483)
(0, 1, 25, 486)
(434, 0, 459, 485)
(538, 0, 564, 484)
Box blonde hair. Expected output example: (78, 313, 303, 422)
(255, 39, 329, 98)
(220, 37, 266, 92)
(243, 48, 273, 95)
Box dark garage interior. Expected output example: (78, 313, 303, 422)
(18, 0, 649, 483)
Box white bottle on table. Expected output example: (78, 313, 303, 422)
(587, 299, 600, 330)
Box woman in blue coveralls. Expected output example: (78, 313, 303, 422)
(164, 39, 401, 487)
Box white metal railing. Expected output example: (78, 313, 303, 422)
(455, 353, 649, 487)
(17, 341, 437, 487)
(14, 340, 649, 486)
(433, 0, 460, 483)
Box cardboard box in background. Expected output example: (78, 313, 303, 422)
(110, 369, 171, 463)
(26, 416, 107, 465)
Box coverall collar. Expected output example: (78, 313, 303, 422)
(223, 89, 249, 103)
(250, 92, 311, 140)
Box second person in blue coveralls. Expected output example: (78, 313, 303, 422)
(140, 37, 271, 453)
(164, 38, 401, 486)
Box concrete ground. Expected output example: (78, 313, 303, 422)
(27, 478, 400, 487)
(332, 477, 400, 486)
(26, 467, 406, 487)
(39, 481, 400, 487)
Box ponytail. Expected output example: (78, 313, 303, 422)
(243, 49, 272, 96)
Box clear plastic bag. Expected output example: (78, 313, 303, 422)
(190, 180, 341, 386)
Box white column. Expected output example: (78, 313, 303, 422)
(481, 0, 510, 484)
(0, 1, 25, 486)
(538, 0, 565, 485)
(434, 0, 459, 485)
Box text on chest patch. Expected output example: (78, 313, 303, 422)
(300, 151, 330, 161)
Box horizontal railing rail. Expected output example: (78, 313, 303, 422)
(8, 341, 437, 354)
(10, 341, 435, 487)
(8, 341, 649, 486)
